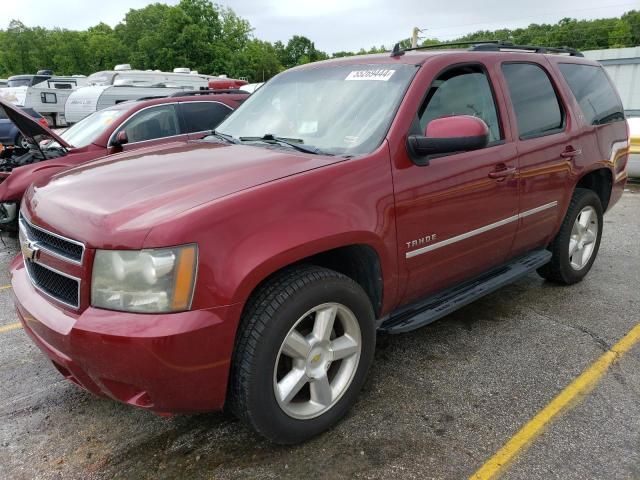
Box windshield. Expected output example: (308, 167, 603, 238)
(215, 64, 417, 155)
(8, 78, 32, 88)
(59, 108, 126, 148)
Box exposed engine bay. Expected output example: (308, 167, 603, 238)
(0, 143, 66, 174)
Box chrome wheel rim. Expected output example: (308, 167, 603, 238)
(569, 206, 598, 270)
(273, 302, 361, 420)
(19, 136, 30, 149)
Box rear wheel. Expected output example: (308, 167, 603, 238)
(228, 265, 375, 444)
(538, 188, 603, 284)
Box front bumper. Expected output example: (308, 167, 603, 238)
(10, 255, 242, 413)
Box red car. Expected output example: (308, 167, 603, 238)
(0, 90, 247, 230)
(11, 43, 629, 443)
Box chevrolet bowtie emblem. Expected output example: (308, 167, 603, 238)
(21, 240, 41, 261)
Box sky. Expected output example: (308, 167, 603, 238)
(1, 0, 637, 53)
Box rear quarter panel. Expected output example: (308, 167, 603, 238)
(546, 56, 629, 214)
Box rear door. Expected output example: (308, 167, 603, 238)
(498, 61, 573, 257)
(392, 59, 520, 305)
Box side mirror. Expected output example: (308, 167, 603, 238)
(407, 115, 489, 165)
(112, 130, 129, 148)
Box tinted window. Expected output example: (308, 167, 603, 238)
(115, 105, 180, 144)
(180, 102, 233, 133)
(502, 63, 563, 139)
(558, 64, 625, 126)
(419, 66, 502, 143)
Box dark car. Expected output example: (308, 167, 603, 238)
(0, 107, 49, 148)
(0, 89, 248, 230)
(12, 43, 629, 444)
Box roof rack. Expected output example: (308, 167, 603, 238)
(391, 40, 583, 57)
(169, 89, 249, 97)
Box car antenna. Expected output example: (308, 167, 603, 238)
(390, 43, 405, 57)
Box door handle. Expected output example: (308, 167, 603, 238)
(488, 166, 517, 179)
(560, 147, 582, 158)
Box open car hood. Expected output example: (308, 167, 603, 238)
(0, 98, 72, 149)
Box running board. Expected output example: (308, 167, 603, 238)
(379, 249, 552, 334)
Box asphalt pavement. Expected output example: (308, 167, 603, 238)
(0, 184, 638, 480)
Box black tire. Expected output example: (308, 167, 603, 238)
(537, 188, 603, 285)
(228, 265, 376, 444)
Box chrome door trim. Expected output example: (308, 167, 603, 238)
(405, 201, 558, 259)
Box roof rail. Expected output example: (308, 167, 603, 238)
(390, 40, 583, 57)
(470, 41, 583, 57)
(169, 89, 249, 97)
(135, 95, 169, 101)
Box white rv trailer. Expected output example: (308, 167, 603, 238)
(64, 65, 215, 124)
(0, 73, 87, 127)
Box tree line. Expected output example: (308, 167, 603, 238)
(0, 1, 638, 83)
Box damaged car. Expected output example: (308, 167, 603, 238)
(0, 90, 247, 231)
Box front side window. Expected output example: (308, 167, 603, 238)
(180, 102, 233, 133)
(418, 65, 502, 143)
(114, 105, 180, 144)
(502, 63, 563, 139)
(558, 64, 625, 126)
(215, 64, 418, 156)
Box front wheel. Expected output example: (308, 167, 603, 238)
(537, 188, 603, 284)
(228, 265, 375, 444)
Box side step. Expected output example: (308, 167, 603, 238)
(379, 249, 552, 334)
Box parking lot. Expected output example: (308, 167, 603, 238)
(0, 184, 638, 480)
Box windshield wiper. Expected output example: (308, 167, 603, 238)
(207, 130, 239, 144)
(239, 134, 328, 155)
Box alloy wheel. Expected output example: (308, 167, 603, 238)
(569, 205, 598, 270)
(273, 302, 362, 420)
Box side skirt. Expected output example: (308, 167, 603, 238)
(379, 249, 552, 334)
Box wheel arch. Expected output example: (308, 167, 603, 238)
(233, 237, 388, 319)
(574, 167, 613, 211)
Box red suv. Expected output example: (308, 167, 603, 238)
(0, 90, 247, 230)
(11, 42, 629, 444)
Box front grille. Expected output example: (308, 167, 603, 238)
(25, 260, 80, 308)
(19, 215, 84, 263)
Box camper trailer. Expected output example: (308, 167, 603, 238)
(0, 71, 87, 127)
(64, 65, 217, 124)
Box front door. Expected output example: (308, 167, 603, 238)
(393, 61, 520, 305)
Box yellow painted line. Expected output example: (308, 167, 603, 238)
(0, 285, 11, 291)
(471, 323, 640, 480)
(0, 322, 22, 334)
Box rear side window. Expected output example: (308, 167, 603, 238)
(180, 102, 233, 133)
(558, 64, 625, 126)
(502, 63, 563, 139)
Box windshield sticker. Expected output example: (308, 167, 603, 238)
(345, 69, 395, 81)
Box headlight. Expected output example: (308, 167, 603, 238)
(91, 244, 198, 313)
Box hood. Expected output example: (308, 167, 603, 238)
(25, 140, 344, 247)
(0, 98, 72, 149)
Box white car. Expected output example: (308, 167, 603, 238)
(628, 117, 640, 179)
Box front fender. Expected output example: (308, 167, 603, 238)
(0, 163, 68, 202)
(143, 147, 399, 316)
